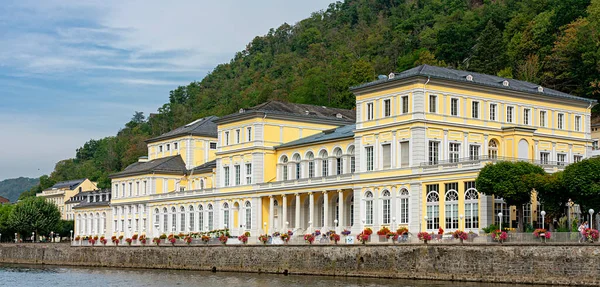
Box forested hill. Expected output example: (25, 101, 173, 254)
(22, 0, 600, 196)
(0, 177, 39, 202)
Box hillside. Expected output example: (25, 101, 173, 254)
(0, 177, 39, 202)
(21, 0, 600, 196)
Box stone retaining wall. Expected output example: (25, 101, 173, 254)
(0, 243, 598, 286)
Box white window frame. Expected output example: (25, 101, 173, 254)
(383, 98, 391, 117)
(401, 96, 409, 114)
(575, 115, 581, 132)
(489, 103, 497, 121)
(365, 146, 374, 171)
(450, 98, 459, 116)
(245, 163, 252, 184)
(223, 166, 230, 187)
(506, 106, 514, 123)
(558, 113, 564, 129)
(539, 110, 547, 127)
(366, 102, 374, 121)
(523, 108, 530, 125)
(472, 101, 479, 119)
(449, 142, 460, 163)
(429, 95, 437, 113)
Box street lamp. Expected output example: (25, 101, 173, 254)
(171, 225, 175, 237)
(31, 232, 35, 243)
(423, 215, 428, 231)
(285, 221, 289, 233)
(589, 209, 595, 229)
(50, 231, 54, 243)
(498, 213, 503, 231)
(541, 210, 546, 230)
(392, 217, 396, 231)
(459, 214, 464, 230)
(263, 222, 267, 234)
(70, 230, 73, 242)
(14, 233, 17, 243)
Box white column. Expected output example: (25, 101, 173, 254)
(295, 193, 301, 230)
(238, 202, 243, 231)
(308, 192, 314, 233)
(269, 196, 274, 234)
(282, 195, 288, 232)
(323, 191, 329, 230)
(338, 190, 345, 228)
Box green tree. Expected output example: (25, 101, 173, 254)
(531, 171, 571, 222)
(475, 161, 546, 231)
(8, 197, 61, 238)
(470, 20, 507, 75)
(0, 204, 14, 242)
(562, 157, 600, 210)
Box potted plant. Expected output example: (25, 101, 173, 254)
(100, 238, 107, 246)
(238, 234, 248, 244)
(533, 229, 551, 243)
(280, 233, 290, 244)
(341, 229, 351, 237)
(397, 227, 409, 242)
(437, 228, 444, 240)
(201, 235, 210, 244)
(139, 235, 147, 245)
(88, 238, 96, 246)
(184, 236, 192, 245)
(75, 235, 81, 242)
(452, 230, 468, 244)
(125, 238, 133, 246)
(303, 234, 315, 244)
(218, 234, 228, 245)
(168, 235, 177, 246)
(356, 232, 369, 245)
(583, 228, 599, 243)
(491, 229, 508, 244)
(258, 234, 269, 245)
(377, 226, 391, 242)
(112, 236, 120, 246)
(387, 232, 397, 244)
(153, 237, 161, 246)
(131, 234, 138, 241)
(329, 232, 341, 244)
(417, 232, 432, 244)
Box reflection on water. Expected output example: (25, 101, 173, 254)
(0, 264, 551, 287)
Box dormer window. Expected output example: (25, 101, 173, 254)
(466, 75, 473, 81)
(538, 86, 544, 93)
(502, 80, 509, 87)
(388, 72, 395, 79)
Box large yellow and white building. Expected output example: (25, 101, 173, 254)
(37, 178, 97, 220)
(74, 65, 596, 238)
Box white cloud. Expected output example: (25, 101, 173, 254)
(118, 78, 185, 86)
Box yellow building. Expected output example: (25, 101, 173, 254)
(72, 189, 112, 238)
(36, 178, 97, 220)
(98, 65, 594, 239)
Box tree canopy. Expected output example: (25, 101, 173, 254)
(8, 197, 61, 237)
(562, 157, 600, 210)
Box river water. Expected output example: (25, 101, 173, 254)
(0, 264, 551, 287)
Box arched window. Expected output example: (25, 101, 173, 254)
(189, 206, 195, 231)
(200, 179, 205, 190)
(245, 201, 252, 229)
(162, 207, 168, 233)
(465, 182, 479, 229)
(334, 148, 343, 175)
(207, 204, 214, 231)
(280, 156, 289, 181)
(179, 206, 186, 232)
(426, 185, 440, 230)
(102, 212, 106, 234)
(382, 190, 391, 224)
(293, 154, 301, 179)
(223, 202, 230, 229)
(320, 150, 329, 177)
(444, 183, 459, 230)
(170, 207, 177, 233)
(198, 204, 204, 231)
(154, 208, 159, 226)
(348, 146, 356, 173)
(365, 191, 373, 225)
(306, 152, 315, 178)
(399, 189, 409, 224)
(488, 139, 498, 159)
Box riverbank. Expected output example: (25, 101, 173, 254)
(0, 243, 597, 286)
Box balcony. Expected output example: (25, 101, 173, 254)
(258, 173, 355, 189)
(151, 188, 215, 200)
(419, 156, 567, 173)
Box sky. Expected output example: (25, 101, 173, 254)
(0, 0, 333, 181)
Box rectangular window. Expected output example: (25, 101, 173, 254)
(210, 142, 217, 149)
(449, 143, 460, 163)
(575, 116, 581, 132)
(234, 165, 241, 185)
(382, 144, 391, 169)
(402, 96, 409, 114)
(472, 101, 479, 118)
(174, 142, 178, 150)
(366, 102, 374, 120)
(574, 155, 583, 163)
(322, 159, 328, 177)
(223, 167, 230, 186)
(245, 163, 252, 184)
(428, 141, 439, 165)
(166, 144, 170, 151)
(469, 145, 480, 161)
(557, 154, 566, 166)
(450, 98, 459, 116)
(236, 129, 241, 144)
(384, 99, 391, 117)
(506, 106, 514, 123)
(558, 113, 564, 129)
(309, 161, 315, 178)
(429, 95, 437, 113)
(159, 145, 163, 152)
(489, 104, 497, 121)
(247, 127, 252, 141)
(336, 158, 342, 175)
(225, 132, 230, 145)
(382, 197, 390, 224)
(400, 141, 409, 167)
(523, 108, 530, 125)
(540, 152, 550, 165)
(350, 156, 356, 173)
(365, 199, 373, 225)
(540, 111, 546, 127)
(366, 146, 374, 171)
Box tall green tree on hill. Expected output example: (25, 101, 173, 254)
(470, 20, 507, 75)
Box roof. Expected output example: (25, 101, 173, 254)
(0, 196, 9, 203)
(110, 155, 187, 178)
(49, 179, 86, 190)
(351, 65, 596, 104)
(146, 116, 219, 143)
(277, 124, 356, 149)
(215, 100, 356, 124)
(592, 116, 600, 127)
(73, 201, 110, 209)
(189, 160, 216, 174)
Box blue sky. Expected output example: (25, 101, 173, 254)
(0, 0, 333, 181)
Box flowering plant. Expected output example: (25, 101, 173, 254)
(377, 226, 391, 236)
(392, 232, 400, 241)
(280, 233, 290, 242)
(153, 237, 161, 246)
(125, 238, 133, 245)
(396, 227, 409, 235)
(183, 236, 192, 245)
(75, 236, 81, 241)
(218, 234, 228, 244)
(93, 235, 99, 241)
(201, 235, 211, 243)
(356, 232, 369, 244)
(243, 231, 251, 237)
(314, 230, 321, 236)
(363, 228, 373, 236)
(304, 234, 315, 244)
(131, 234, 138, 240)
(330, 233, 340, 244)
(238, 234, 248, 244)
(417, 232, 432, 242)
(272, 232, 281, 237)
(118, 235, 124, 240)
(112, 236, 120, 246)
(159, 234, 167, 240)
(491, 230, 508, 242)
(100, 238, 107, 245)
(385, 232, 396, 239)
(341, 229, 351, 236)
(88, 238, 96, 246)
(583, 228, 599, 243)
(169, 237, 177, 246)
(178, 233, 185, 238)
(533, 229, 552, 239)
(140, 237, 147, 245)
(452, 230, 468, 241)
(258, 234, 269, 244)
(438, 228, 444, 235)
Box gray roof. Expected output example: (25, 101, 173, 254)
(147, 116, 219, 143)
(110, 155, 187, 178)
(216, 100, 356, 123)
(189, 160, 216, 174)
(73, 201, 110, 209)
(277, 124, 355, 149)
(351, 65, 596, 104)
(49, 179, 86, 190)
